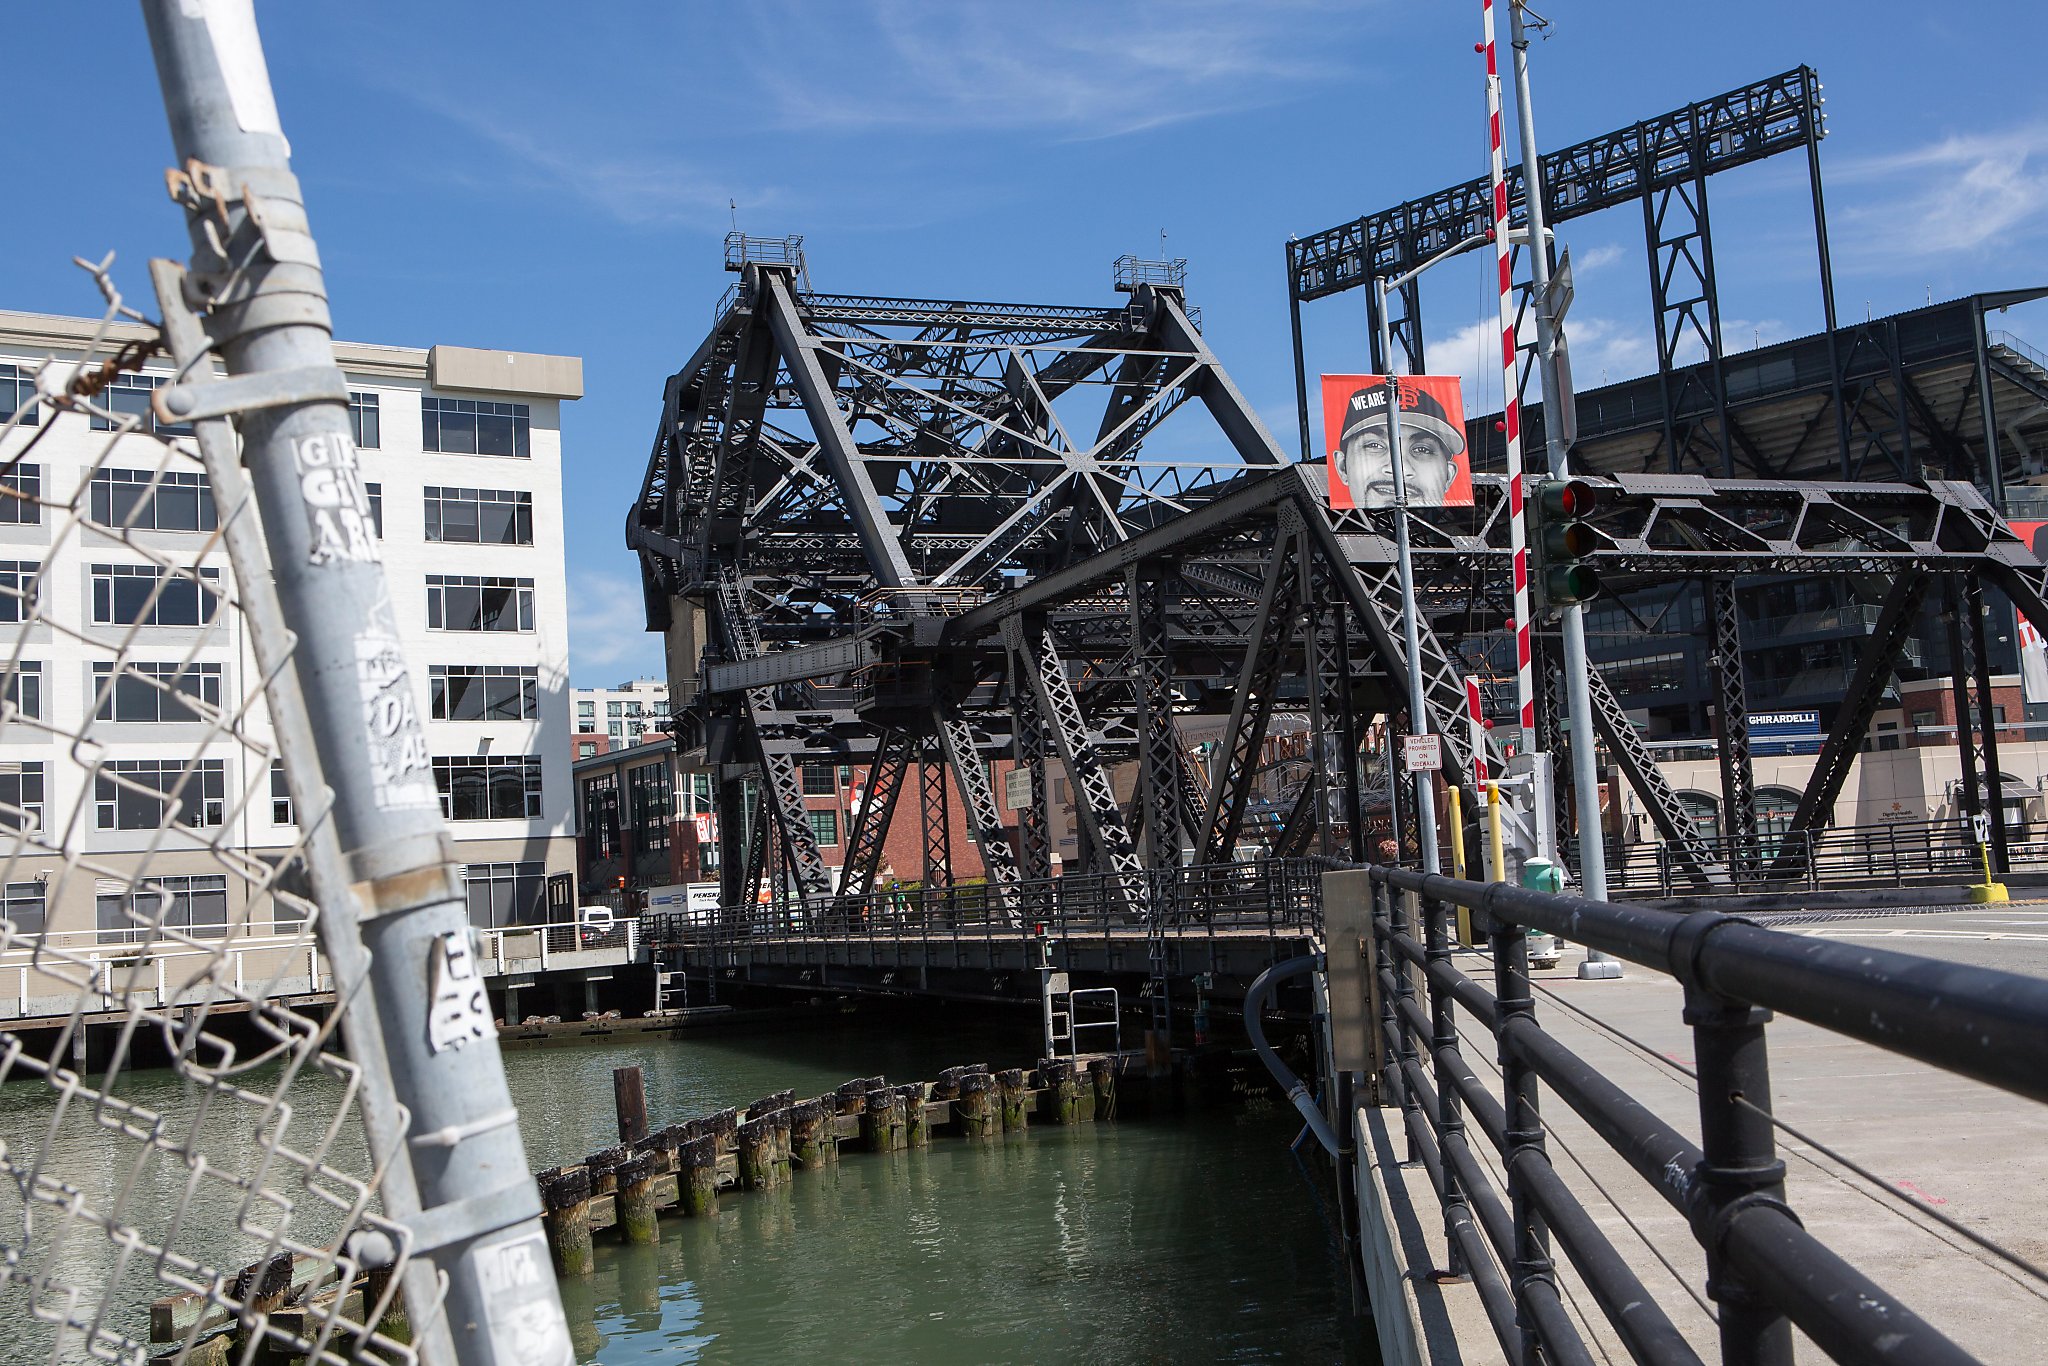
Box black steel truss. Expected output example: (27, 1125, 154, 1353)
(637, 252, 2048, 916)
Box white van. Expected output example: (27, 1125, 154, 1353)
(576, 904, 615, 946)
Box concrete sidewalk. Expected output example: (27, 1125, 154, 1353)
(1354, 905, 2048, 1364)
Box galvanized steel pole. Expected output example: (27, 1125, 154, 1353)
(1372, 277, 1441, 876)
(140, 4, 571, 1362)
(1509, 2, 1620, 977)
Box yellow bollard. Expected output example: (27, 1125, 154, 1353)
(1449, 786, 1472, 945)
(1486, 781, 1506, 887)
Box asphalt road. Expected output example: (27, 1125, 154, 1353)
(1763, 900, 2048, 978)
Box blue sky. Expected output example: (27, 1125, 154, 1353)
(3, 2, 2040, 685)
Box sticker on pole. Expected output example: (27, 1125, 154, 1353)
(473, 1229, 574, 1366)
(1403, 734, 1441, 771)
(427, 928, 491, 1054)
(356, 633, 436, 810)
(291, 430, 382, 565)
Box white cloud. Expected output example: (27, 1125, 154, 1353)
(1570, 243, 1625, 274)
(1834, 124, 2048, 263)
(568, 568, 664, 679)
(746, 0, 1367, 140)
(1431, 312, 1657, 417)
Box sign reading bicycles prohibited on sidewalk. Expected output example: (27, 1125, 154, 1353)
(1403, 734, 1441, 771)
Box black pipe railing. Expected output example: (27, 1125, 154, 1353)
(1364, 863, 2044, 1365)
(643, 858, 1325, 957)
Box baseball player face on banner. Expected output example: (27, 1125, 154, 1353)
(1319, 375, 1473, 511)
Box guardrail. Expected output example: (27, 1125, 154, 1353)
(1605, 818, 1983, 896)
(644, 859, 1324, 954)
(476, 916, 639, 972)
(1356, 862, 2048, 1365)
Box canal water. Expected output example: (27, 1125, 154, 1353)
(1, 1011, 1373, 1364)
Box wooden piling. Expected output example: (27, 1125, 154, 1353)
(585, 1145, 626, 1196)
(540, 1168, 595, 1277)
(790, 1099, 828, 1167)
(677, 1135, 718, 1216)
(996, 1068, 1028, 1132)
(771, 1108, 794, 1178)
(861, 1084, 906, 1152)
(738, 1116, 778, 1188)
(954, 1071, 998, 1139)
(835, 1080, 870, 1115)
(615, 1153, 662, 1245)
(1090, 1058, 1117, 1120)
(898, 1084, 929, 1147)
(613, 1065, 649, 1146)
(1039, 1059, 1080, 1124)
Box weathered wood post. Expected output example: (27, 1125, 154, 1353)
(996, 1068, 1029, 1132)
(1089, 1057, 1116, 1120)
(737, 1115, 778, 1189)
(898, 1084, 929, 1147)
(861, 1084, 906, 1152)
(613, 1064, 649, 1145)
(585, 1145, 626, 1197)
(790, 1099, 829, 1167)
(615, 1152, 662, 1245)
(954, 1071, 998, 1139)
(1039, 1059, 1080, 1125)
(771, 1108, 794, 1180)
(677, 1135, 718, 1216)
(540, 1169, 595, 1277)
(835, 1080, 870, 1117)
(705, 1107, 739, 1153)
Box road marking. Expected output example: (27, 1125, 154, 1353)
(1895, 1179, 1949, 1206)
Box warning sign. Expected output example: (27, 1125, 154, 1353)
(1402, 734, 1441, 771)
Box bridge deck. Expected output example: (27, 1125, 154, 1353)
(1366, 903, 2048, 1363)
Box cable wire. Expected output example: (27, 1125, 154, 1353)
(1528, 977, 2048, 1300)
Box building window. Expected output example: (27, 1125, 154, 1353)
(365, 482, 383, 537)
(93, 661, 224, 722)
(1911, 709, 1937, 730)
(0, 762, 45, 832)
(422, 397, 530, 458)
(97, 874, 228, 943)
(433, 754, 543, 820)
(270, 759, 293, 824)
(0, 363, 40, 427)
(582, 771, 621, 862)
(88, 373, 192, 437)
(90, 469, 217, 532)
(807, 809, 839, 847)
(95, 758, 226, 829)
(0, 463, 41, 524)
(426, 574, 533, 632)
(429, 664, 538, 721)
(629, 762, 672, 854)
(577, 741, 597, 759)
(577, 700, 595, 719)
(2, 880, 46, 936)
(4, 660, 41, 720)
(424, 486, 534, 544)
(348, 391, 381, 449)
(0, 560, 40, 624)
(802, 763, 835, 796)
(90, 564, 222, 627)
(608, 723, 624, 739)
(461, 860, 545, 929)
(607, 701, 623, 717)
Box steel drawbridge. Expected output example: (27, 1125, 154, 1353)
(627, 241, 2048, 955)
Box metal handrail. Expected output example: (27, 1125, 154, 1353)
(1364, 862, 2044, 1364)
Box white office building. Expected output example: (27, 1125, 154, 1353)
(572, 678, 670, 757)
(0, 309, 582, 938)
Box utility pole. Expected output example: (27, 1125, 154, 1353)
(1509, 0, 1621, 976)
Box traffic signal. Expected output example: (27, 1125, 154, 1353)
(1529, 477, 1606, 606)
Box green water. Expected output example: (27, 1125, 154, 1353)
(0, 1014, 1370, 1363)
(518, 1018, 1370, 1364)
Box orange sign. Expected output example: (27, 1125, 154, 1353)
(1321, 374, 1473, 511)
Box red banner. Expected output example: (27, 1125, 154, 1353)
(1321, 374, 1473, 511)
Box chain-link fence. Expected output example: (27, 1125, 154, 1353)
(0, 5, 568, 1363)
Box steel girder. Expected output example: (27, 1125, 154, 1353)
(837, 728, 909, 901)
(1963, 577, 2010, 871)
(1128, 566, 1189, 868)
(1707, 578, 1759, 854)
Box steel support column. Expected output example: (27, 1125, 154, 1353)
(1965, 578, 2011, 871)
(1707, 579, 1759, 858)
(1788, 573, 1930, 838)
(1005, 616, 1143, 894)
(1200, 516, 1304, 863)
(1129, 565, 1188, 869)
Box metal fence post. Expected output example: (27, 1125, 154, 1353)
(1679, 924, 1794, 1366)
(1487, 900, 1553, 1364)
(1421, 889, 1470, 1278)
(140, 5, 571, 1363)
